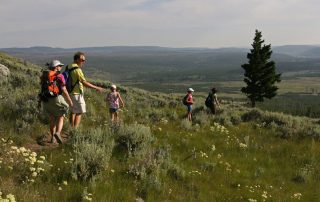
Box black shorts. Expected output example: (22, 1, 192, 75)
(109, 108, 119, 113)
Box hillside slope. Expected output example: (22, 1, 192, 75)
(0, 53, 320, 201)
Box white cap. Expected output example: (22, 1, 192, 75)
(50, 60, 64, 68)
(187, 88, 194, 92)
(111, 84, 117, 89)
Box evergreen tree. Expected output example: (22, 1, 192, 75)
(241, 30, 281, 107)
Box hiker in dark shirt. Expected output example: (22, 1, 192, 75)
(207, 88, 220, 114)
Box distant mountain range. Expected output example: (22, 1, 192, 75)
(1, 45, 320, 57)
(1, 45, 319, 82)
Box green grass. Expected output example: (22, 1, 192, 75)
(1, 52, 320, 201)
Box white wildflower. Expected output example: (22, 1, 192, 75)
(292, 193, 302, 200)
(211, 144, 216, 151)
(239, 143, 248, 149)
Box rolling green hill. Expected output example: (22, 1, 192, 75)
(1, 53, 320, 201)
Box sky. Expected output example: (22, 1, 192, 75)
(0, 0, 319, 48)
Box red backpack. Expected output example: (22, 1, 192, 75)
(39, 70, 60, 102)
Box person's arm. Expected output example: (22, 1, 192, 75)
(61, 86, 73, 108)
(214, 94, 220, 108)
(106, 93, 110, 108)
(118, 92, 125, 108)
(82, 80, 105, 93)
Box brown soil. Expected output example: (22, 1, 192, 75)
(25, 132, 70, 152)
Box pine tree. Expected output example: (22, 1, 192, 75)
(241, 30, 281, 107)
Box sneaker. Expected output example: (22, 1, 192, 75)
(54, 133, 63, 144)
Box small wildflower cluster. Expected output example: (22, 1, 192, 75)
(261, 190, 269, 200)
(244, 184, 274, 201)
(239, 142, 248, 149)
(210, 123, 243, 148)
(160, 118, 168, 125)
(211, 144, 216, 151)
(82, 188, 93, 201)
(0, 191, 16, 202)
(291, 193, 302, 200)
(256, 122, 267, 128)
(225, 134, 240, 147)
(199, 151, 208, 158)
(189, 170, 202, 175)
(0, 139, 47, 183)
(210, 122, 229, 134)
(218, 160, 232, 172)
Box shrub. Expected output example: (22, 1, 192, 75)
(293, 164, 315, 183)
(2, 93, 39, 133)
(72, 127, 115, 181)
(128, 146, 183, 199)
(165, 160, 185, 181)
(137, 175, 162, 200)
(181, 119, 193, 130)
(194, 111, 210, 127)
(230, 113, 242, 125)
(9, 74, 29, 89)
(241, 108, 320, 139)
(165, 110, 178, 121)
(115, 123, 154, 155)
(241, 109, 264, 122)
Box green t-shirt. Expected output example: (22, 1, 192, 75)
(69, 63, 86, 94)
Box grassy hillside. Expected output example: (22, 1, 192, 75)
(1, 52, 320, 201)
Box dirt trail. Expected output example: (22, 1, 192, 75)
(25, 132, 70, 152)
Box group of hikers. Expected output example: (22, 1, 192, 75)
(39, 52, 124, 144)
(39, 51, 220, 145)
(183, 87, 221, 121)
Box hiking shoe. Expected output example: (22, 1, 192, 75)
(50, 136, 58, 144)
(54, 133, 63, 144)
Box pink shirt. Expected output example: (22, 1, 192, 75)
(187, 93, 193, 104)
(56, 74, 65, 86)
(107, 92, 120, 109)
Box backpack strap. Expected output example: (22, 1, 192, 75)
(68, 66, 80, 93)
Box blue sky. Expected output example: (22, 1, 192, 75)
(0, 0, 319, 48)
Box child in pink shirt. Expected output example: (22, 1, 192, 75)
(186, 88, 194, 121)
(106, 84, 125, 124)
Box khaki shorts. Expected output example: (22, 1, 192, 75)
(70, 94, 86, 114)
(42, 95, 69, 117)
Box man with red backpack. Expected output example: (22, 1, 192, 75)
(39, 60, 73, 144)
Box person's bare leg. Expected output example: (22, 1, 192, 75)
(49, 115, 56, 143)
(53, 116, 64, 144)
(110, 112, 115, 124)
(56, 116, 64, 135)
(188, 112, 192, 121)
(70, 113, 76, 128)
(74, 114, 82, 128)
(114, 112, 119, 124)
